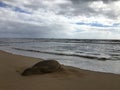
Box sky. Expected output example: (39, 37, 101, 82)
(0, 0, 120, 39)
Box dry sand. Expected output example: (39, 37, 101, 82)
(0, 50, 120, 90)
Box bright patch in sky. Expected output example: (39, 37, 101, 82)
(0, 0, 120, 39)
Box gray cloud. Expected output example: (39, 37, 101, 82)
(0, 18, 119, 39)
(0, 0, 120, 39)
(70, 0, 119, 3)
(0, 19, 73, 38)
(2, 0, 120, 19)
(57, 0, 120, 19)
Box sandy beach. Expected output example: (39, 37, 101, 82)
(0, 50, 120, 90)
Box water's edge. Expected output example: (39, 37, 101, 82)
(0, 48, 120, 75)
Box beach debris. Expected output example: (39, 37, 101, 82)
(21, 60, 61, 76)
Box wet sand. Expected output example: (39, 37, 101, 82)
(0, 50, 120, 90)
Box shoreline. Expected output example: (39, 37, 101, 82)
(1, 49, 120, 75)
(0, 50, 120, 90)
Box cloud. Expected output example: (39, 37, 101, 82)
(59, 0, 120, 19)
(1, 0, 120, 19)
(0, 0, 120, 39)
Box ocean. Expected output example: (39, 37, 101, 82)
(0, 38, 120, 74)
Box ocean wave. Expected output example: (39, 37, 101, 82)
(13, 48, 110, 61)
